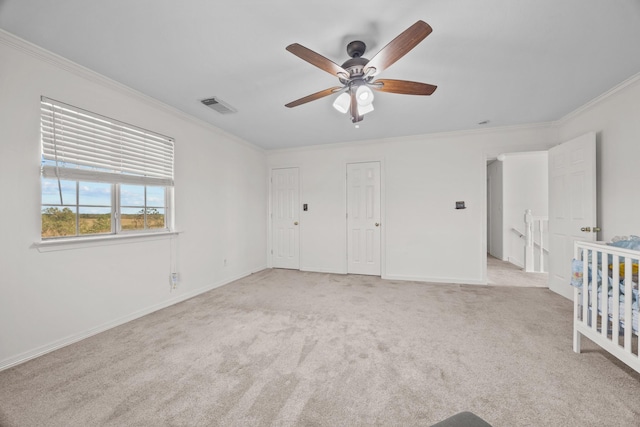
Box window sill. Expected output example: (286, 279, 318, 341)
(32, 230, 181, 252)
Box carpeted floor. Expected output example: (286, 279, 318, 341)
(1, 269, 639, 426)
(487, 254, 548, 288)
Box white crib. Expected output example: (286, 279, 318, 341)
(573, 241, 639, 374)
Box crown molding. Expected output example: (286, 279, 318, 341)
(7, 23, 635, 155)
(266, 120, 555, 155)
(0, 29, 264, 154)
(554, 71, 640, 127)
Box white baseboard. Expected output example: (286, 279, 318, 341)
(382, 274, 486, 286)
(0, 267, 265, 372)
(300, 266, 346, 275)
(507, 257, 525, 268)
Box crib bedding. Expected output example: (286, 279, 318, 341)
(572, 240, 640, 375)
(570, 258, 639, 334)
(592, 289, 639, 333)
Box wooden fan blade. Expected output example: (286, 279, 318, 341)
(285, 86, 343, 108)
(286, 43, 349, 77)
(364, 21, 432, 76)
(372, 79, 437, 95)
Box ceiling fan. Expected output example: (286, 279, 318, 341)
(285, 20, 437, 123)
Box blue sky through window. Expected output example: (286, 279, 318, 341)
(42, 179, 165, 214)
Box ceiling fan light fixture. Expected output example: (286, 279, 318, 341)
(356, 85, 374, 106)
(333, 92, 351, 114)
(358, 102, 374, 116)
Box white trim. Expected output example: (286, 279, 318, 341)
(507, 256, 525, 269)
(382, 274, 486, 286)
(493, 150, 548, 160)
(267, 121, 554, 155)
(481, 153, 489, 285)
(33, 230, 181, 252)
(0, 28, 263, 154)
(573, 240, 640, 258)
(0, 266, 268, 372)
(554, 71, 640, 126)
(300, 267, 344, 274)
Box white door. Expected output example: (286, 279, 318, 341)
(271, 168, 300, 269)
(347, 162, 381, 275)
(548, 132, 597, 299)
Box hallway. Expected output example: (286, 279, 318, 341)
(487, 254, 548, 287)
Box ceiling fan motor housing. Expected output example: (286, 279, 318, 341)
(340, 56, 370, 84)
(346, 40, 367, 58)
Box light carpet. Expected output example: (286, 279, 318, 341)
(1, 269, 639, 426)
(486, 255, 548, 288)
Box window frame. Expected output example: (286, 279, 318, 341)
(41, 179, 116, 238)
(116, 184, 171, 235)
(39, 97, 174, 242)
(41, 180, 173, 241)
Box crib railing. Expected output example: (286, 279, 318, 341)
(573, 241, 639, 372)
(524, 209, 548, 273)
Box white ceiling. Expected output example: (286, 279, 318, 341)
(2, 1, 640, 150)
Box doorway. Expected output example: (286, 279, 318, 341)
(486, 152, 549, 284)
(271, 167, 300, 269)
(346, 161, 381, 276)
(485, 133, 596, 295)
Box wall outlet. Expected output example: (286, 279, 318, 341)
(170, 272, 179, 291)
(224, 259, 227, 267)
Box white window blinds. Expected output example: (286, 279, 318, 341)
(41, 97, 174, 186)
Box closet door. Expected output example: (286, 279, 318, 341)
(347, 162, 381, 276)
(271, 168, 300, 269)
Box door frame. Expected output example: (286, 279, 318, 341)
(344, 158, 386, 277)
(482, 149, 552, 285)
(268, 166, 301, 269)
(482, 142, 594, 293)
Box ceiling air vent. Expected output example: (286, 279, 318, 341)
(200, 96, 237, 114)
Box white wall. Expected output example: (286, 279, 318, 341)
(5, 28, 635, 369)
(501, 152, 548, 267)
(0, 32, 267, 369)
(267, 126, 556, 284)
(557, 74, 640, 242)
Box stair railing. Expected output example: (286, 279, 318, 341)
(524, 209, 548, 272)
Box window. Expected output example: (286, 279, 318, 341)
(120, 184, 167, 231)
(40, 97, 174, 239)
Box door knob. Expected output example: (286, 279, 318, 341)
(375, 223, 380, 227)
(580, 227, 591, 232)
(294, 221, 299, 225)
(593, 227, 601, 232)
